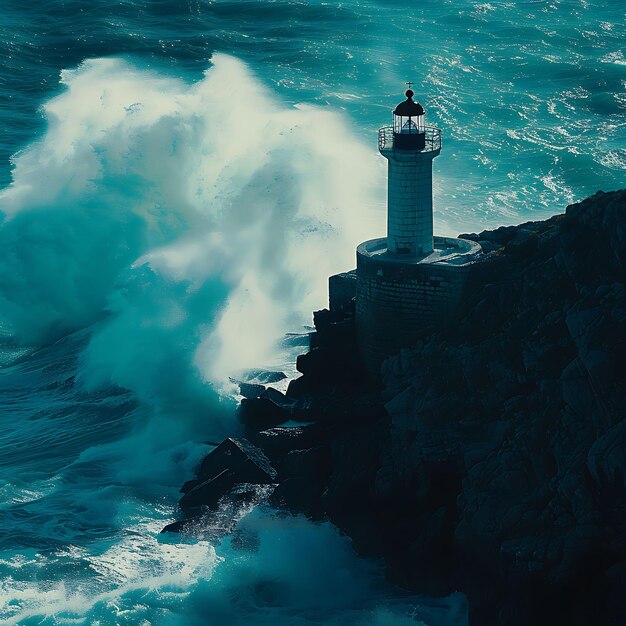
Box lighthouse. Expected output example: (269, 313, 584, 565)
(327, 88, 482, 376)
(381, 88, 440, 258)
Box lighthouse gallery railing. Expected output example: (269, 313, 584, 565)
(378, 126, 442, 152)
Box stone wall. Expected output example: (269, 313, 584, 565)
(355, 239, 477, 375)
(386, 150, 437, 257)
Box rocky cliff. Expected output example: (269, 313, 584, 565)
(373, 188, 626, 625)
(166, 189, 626, 626)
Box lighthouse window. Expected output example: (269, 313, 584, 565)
(393, 114, 425, 134)
(402, 119, 418, 134)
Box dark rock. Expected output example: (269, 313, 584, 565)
(372, 189, 626, 625)
(180, 479, 200, 494)
(168, 440, 278, 534)
(260, 387, 296, 409)
(280, 446, 331, 482)
(242, 369, 288, 384)
(286, 374, 315, 398)
(196, 437, 277, 485)
(267, 446, 332, 516)
(239, 397, 289, 429)
(269, 477, 323, 515)
(328, 271, 357, 313)
(179, 469, 237, 511)
(295, 348, 328, 378)
(239, 382, 266, 399)
(323, 418, 389, 510)
(179, 474, 276, 514)
(240, 387, 300, 424)
(229, 482, 271, 503)
(247, 424, 326, 463)
(257, 371, 288, 384)
(161, 519, 191, 534)
(162, 487, 274, 536)
(271, 190, 626, 626)
(293, 305, 368, 388)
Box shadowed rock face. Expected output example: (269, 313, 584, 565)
(168, 189, 626, 626)
(277, 189, 626, 625)
(374, 189, 626, 625)
(178, 438, 277, 513)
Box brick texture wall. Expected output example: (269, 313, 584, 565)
(355, 246, 474, 375)
(386, 153, 436, 257)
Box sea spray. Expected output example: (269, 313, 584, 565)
(0, 53, 383, 415)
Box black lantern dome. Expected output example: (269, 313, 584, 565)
(393, 90, 425, 117)
(393, 89, 426, 150)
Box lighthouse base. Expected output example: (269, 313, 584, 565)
(351, 236, 482, 377)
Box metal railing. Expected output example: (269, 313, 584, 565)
(378, 125, 442, 152)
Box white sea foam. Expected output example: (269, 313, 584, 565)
(0, 54, 383, 415)
(597, 149, 626, 170)
(0, 508, 468, 626)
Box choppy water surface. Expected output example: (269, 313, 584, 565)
(0, 1, 624, 624)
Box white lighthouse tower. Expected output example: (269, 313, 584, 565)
(327, 88, 482, 376)
(381, 88, 439, 258)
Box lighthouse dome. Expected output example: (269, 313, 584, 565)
(393, 90, 425, 116)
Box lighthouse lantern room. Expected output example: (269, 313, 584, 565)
(392, 89, 426, 150)
(377, 90, 442, 258)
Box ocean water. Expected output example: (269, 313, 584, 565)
(0, 1, 624, 624)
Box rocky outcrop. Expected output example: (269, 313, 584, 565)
(162, 437, 278, 533)
(167, 189, 626, 626)
(372, 189, 626, 626)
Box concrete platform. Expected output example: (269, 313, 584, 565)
(357, 236, 482, 267)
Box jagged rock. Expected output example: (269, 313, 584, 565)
(323, 419, 388, 509)
(166, 483, 275, 534)
(170, 431, 327, 536)
(195, 437, 277, 485)
(276, 190, 626, 626)
(286, 374, 315, 398)
(238, 397, 290, 429)
(161, 519, 191, 534)
(179, 469, 237, 511)
(587, 420, 626, 487)
(258, 371, 288, 384)
(180, 478, 200, 494)
(242, 369, 288, 384)
(269, 477, 323, 515)
(247, 425, 326, 463)
(280, 446, 331, 482)
(239, 382, 266, 399)
(260, 387, 295, 409)
(372, 190, 626, 625)
(269, 446, 332, 516)
(295, 348, 328, 378)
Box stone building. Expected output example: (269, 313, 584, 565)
(328, 89, 482, 375)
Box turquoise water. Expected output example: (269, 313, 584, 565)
(0, 1, 624, 624)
